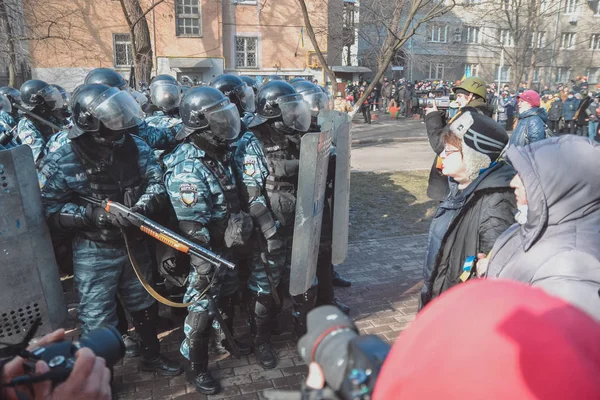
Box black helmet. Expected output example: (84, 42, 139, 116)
(239, 76, 261, 95)
(68, 83, 143, 140)
(289, 77, 305, 84)
(50, 84, 71, 111)
(291, 80, 330, 117)
(267, 74, 284, 82)
(210, 74, 255, 114)
(0, 94, 11, 114)
(150, 74, 181, 112)
(84, 68, 128, 90)
(254, 80, 311, 132)
(20, 79, 63, 111)
(177, 86, 241, 141)
(0, 86, 21, 105)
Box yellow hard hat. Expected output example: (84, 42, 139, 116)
(452, 76, 487, 99)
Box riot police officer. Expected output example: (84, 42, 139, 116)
(144, 75, 183, 138)
(211, 74, 256, 126)
(240, 75, 261, 96)
(0, 94, 17, 148)
(0, 86, 22, 123)
(84, 68, 178, 150)
(50, 84, 72, 124)
(291, 80, 351, 314)
(211, 75, 285, 368)
(163, 87, 253, 394)
(38, 83, 183, 376)
(16, 79, 65, 164)
(249, 81, 318, 336)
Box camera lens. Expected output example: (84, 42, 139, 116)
(78, 326, 125, 367)
(298, 306, 357, 391)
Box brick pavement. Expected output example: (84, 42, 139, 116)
(62, 234, 427, 399)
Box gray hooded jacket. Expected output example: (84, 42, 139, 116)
(486, 136, 600, 321)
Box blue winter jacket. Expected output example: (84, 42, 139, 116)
(562, 97, 580, 121)
(510, 107, 548, 147)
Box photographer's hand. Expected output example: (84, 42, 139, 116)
(2, 329, 65, 400)
(34, 348, 111, 400)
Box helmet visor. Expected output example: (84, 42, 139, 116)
(0, 95, 12, 113)
(89, 88, 143, 131)
(151, 82, 181, 111)
(233, 83, 256, 113)
(205, 101, 241, 141)
(302, 90, 330, 116)
(40, 85, 64, 111)
(278, 94, 311, 132)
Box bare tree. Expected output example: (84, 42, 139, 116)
(0, 0, 18, 86)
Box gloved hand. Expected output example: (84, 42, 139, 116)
(110, 213, 134, 230)
(85, 204, 113, 229)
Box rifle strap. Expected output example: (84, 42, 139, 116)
(122, 230, 209, 308)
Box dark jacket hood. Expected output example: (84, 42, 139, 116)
(507, 136, 600, 251)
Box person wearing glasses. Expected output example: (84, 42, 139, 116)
(419, 110, 517, 309)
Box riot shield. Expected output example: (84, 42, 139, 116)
(0, 145, 67, 349)
(289, 129, 332, 296)
(331, 112, 352, 265)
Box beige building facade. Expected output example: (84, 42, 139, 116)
(25, 0, 342, 91)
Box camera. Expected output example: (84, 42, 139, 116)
(3, 326, 125, 388)
(297, 306, 390, 399)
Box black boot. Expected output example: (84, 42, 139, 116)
(187, 331, 220, 395)
(331, 268, 352, 288)
(291, 285, 318, 338)
(271, 280, 287, 336)
(249, 293, 277, 369)
(211, 295, 252, 357)
(130, 302, 183, 376)
(116, 298, 140, 358)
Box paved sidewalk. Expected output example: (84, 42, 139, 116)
(83, 233, 427, 399)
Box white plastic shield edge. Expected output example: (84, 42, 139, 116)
(331, 111, 351, 264)
(289, 129, 332, 296)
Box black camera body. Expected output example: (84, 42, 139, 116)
(339, 335, 390, 399)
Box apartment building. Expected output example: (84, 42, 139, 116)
(359, 0, 600, 88)
(26, 0, 344, 91)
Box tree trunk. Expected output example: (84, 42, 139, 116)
(0, 0, 17, 87)
(297, 0, 337, 84)
(119, 0, 153, 87)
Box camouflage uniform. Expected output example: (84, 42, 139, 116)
(0, 111, 18, 149)
(162, 142, 241, 361)
(136, 119, 178, 150)
(38, 134, 163, 334)
(16, 115, 63, 164)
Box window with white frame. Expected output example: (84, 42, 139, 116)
(428, 23, 448, 43)
(532, 67, 542, 83)
(465, 0, 482, 4)
(465, 26, 481, 44)
(540, 0, 549, 12)
(465, 63, 479, 77)
(495, 65, 511, 82)
(590, 34, 600, 50)
(236, 37, 258, 68)
(564, 0, 577, 13)
(561, 33, 576, 49)
(113, 33, 133, 68)
(556, 67, 570, 82)
(536, 32, 547, 48)
(428, 62, 445, 80)
(453, 27, 463, 42)
(176, 0, 201, 37)
(586, 68, 599, 83)
(500, 29, 514, 47)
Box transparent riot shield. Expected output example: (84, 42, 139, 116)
(331, 112, 352, 264)
(289, 128, 332, 296)
(0, 145, 67, 348)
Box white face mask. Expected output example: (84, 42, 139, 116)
(515, 204, 528, 225)
(568, 95, 574, 99)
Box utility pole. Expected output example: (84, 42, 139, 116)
(495, 47, 504, 122)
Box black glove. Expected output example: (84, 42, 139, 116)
(85, 204, 113, 229)
(110, 213, 134, 229)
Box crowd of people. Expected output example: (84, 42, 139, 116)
(0, 71, 351, 398)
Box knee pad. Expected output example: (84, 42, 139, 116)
(185, 311, 211, 340)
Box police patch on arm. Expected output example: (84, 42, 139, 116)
(243, 155, 257, 176)
(179, 183, 198, 207)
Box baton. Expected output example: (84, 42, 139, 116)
(81, 196, 235, 270)
(255, 229, 281, 306)
(13, 103, 64, 132)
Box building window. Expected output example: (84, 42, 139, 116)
(556, 67, 570, 83)
(428, 62, 445, 80)
(590, 34, 600, 50)
(540, 0, 549, 12)
(113, 33, 133, 68)
(176, 0, 201, 37)
(428, 23, 448, 43)
(465, 63, 479, 77)
(495, 65, 511, 82)
(465, 26, 481, 44)
(531, 31, 547, 48)
(500, 29, 514, 47)
(453, 27, 463, 42)
(564, 0, 577, 14)
(465, 0, 481, 4)
(586, 68, 599, 83)
(561, 33, 576, 49)
(236, 37, 258, 68)
(532, 67, 541, 83)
